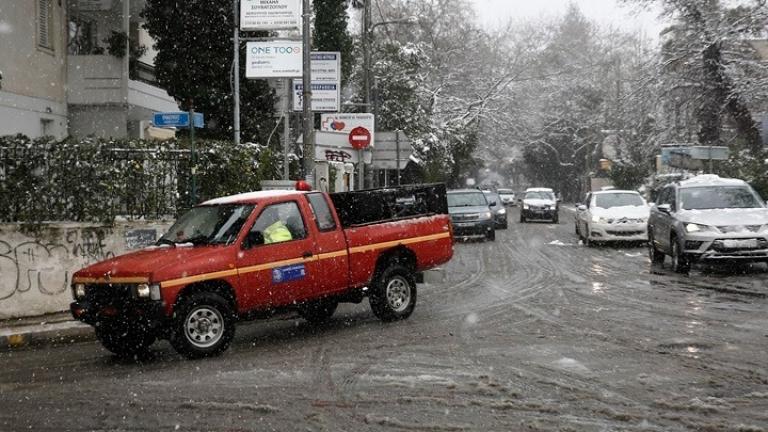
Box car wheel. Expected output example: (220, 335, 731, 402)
(583, 225, 594, 247)
(670, 238, 691, 274)
(519, 214, 526, 223)
(95, 321, 156, 359)
(486, 229, 496, 241)
(553, 213, 559, 224)
(297, 298, 338, 324)
(369, 265, 417, 322)
(170, 292, 236, 359)
(648, 231, 665, 264)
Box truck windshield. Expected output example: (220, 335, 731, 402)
(447, 193, 488, 207)
(680, 186, 763, 210)
(159, 204, 254, 246)
(594, 193, 645, 208)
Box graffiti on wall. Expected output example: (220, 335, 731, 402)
(0, 227, 125, 301)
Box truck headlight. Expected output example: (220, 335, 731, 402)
(136, 283, 151, 298)
(73, 283, 86, 300)
(135, 283, 162, 300)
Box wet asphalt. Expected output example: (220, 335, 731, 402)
(1, 206, 767, 432)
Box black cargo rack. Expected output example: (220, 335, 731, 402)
(330, 183, 448, 228)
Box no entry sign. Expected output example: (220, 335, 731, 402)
(348, 126, 372, 149)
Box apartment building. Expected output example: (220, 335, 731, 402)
(0, 0, 179, 140)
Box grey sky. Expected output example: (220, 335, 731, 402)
(469, 0, 664, 37)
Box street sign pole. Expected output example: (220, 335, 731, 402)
(396, 129, 401, 186)
(189, 104, 197, 205)
(301, 0, 314, 188)
(233, 0, 241, 145)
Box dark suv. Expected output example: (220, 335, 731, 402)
(447, 189, 496, 241)
(648, 175, 768, 273)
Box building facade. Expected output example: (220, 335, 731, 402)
(0, 0, 179, 140)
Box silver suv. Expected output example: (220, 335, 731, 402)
(648, 175, 768, 273)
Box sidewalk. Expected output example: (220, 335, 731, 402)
(0, 311, 94, 351)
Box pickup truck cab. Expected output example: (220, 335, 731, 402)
(70, 184, 454, 358)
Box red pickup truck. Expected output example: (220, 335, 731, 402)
(70, 184, 453, 358)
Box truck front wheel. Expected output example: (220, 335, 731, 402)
(170, 292, 235, 359)
(370, 265, 417, 322)
(95, 321, 155, 359)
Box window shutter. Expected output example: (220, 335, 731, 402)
(38, 0, 50, 49)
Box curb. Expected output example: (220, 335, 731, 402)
(0, 321, 94, 351)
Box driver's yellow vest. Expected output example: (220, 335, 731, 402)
(263, 221, 292, 244)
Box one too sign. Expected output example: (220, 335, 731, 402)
(348, 126, 372, 149)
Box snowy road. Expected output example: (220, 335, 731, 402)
(2, 207, 768, 431)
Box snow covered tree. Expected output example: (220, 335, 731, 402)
(313, 0, 355, 84)
(142, 0, 276, 142)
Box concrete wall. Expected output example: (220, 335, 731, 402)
(68, 105, 128, 137)
(0, 220, 173, 320)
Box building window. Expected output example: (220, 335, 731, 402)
(38, 0, 54, 51)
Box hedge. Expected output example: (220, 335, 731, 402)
(0, 135, 284, 224)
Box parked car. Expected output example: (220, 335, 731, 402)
(575, 190, 649, 246)
(447, 189, 495, 241)
(648, 174, 768, 273)
(70, 184, 454, 358)
(483, 191, 508, 229)
(497, 188, 516, 206)
(520, 188, 559, 223)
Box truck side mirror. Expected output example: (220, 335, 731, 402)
(242, 231, 264, 249)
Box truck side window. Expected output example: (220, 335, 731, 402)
(306, 193, 337, 231)
(250, 201, 307, 245)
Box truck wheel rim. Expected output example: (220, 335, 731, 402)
(386, 276, 411, 313)
(184, 306, 224, 348)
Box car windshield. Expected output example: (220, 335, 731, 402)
(594, 193, 645, 208)
(525, 191, 554, 200)
(679, 186, 763, 210)
(447, 192, 488, 207)
(497, 189, 513, 195)
(159, 204, 254, 246)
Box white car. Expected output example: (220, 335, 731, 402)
(521, 188, 559, 223)
(575, 190, 650, 246)
(497, 188, 516, 206)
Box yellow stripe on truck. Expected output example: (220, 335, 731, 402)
(158, 232, 451, 289)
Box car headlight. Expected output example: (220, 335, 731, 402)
(685, 223, 712, 233)
(498, 208, 506, 215)
(72, 283, 86, 300)
(481, 212, 492, 220)
(591, 214, 601, 223)
(523, 204, 529, 210)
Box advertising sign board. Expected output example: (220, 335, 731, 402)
(292, 52, 341, 112)
(246, 40, 303, 78)
(240, 0, 301, 31)
(321, 113, 375, 146)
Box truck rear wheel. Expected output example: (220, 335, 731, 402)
(95, 321, 155, 359)
(170, 292, 235, 359)
(369, 265, 417, 322)
(298, 298, 338, 324)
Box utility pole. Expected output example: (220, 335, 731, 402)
(301, 0, 314, 187)
(233, 0, 241, 145)
(359, 0, 372, 190)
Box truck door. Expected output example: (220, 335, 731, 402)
(305, 193, 349, 295)
(237, 200, 318, 308)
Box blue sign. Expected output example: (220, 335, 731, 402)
(271, 264, 306, 284)
(153, 112, 204, 128)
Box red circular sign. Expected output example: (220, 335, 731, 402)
(348, 126, 372, 149)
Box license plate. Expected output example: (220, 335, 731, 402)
(455, 222, 473, 227)
(721, 239, 759, 249)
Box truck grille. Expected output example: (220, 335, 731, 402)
(84, 284, 137, 308)
(452, 214, 479, 222)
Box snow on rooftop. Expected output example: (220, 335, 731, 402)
(592, 189, 640, 195)
(202, 190, 303, 205)
(678, 174, 747, 187)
